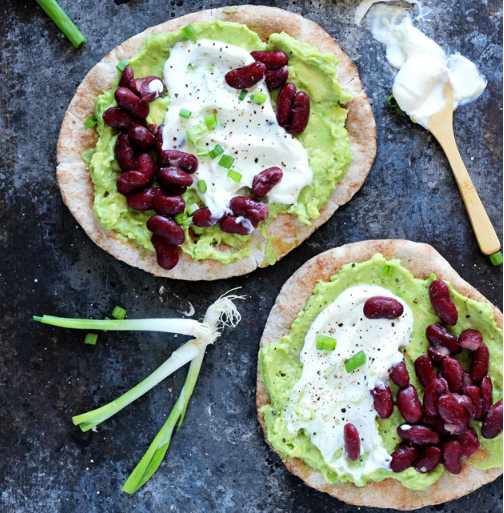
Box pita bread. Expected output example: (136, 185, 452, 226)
(56, 5, 376, 280)
(257, 239, 503, 510)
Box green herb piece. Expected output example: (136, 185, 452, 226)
(112, 306, 127, 320)
(387, 94, 405, 116)
(84, 333, 98, 345)
(344, 351, 366, 373)
(196, 148, 210, 157)
(179, 108, 192, 119)
(197, 180, 207, 194)
(218, 155, 235, 169)
(316, 335, 337, 352)
(181, 24, 196, 38)
(116, 59, 129, 72)
(174, 212, 187, 225)
(227, 170, 242, 182)
(84, 115, 97, 129)
(204, 113, 218, 129)
(186, 122, 207, 144)
(223, 7, 237, 13)
(250, 91, 267, 105)
(35, 0, 86, 48)
(187, 203, 199, 215)
(208, 144, 224, 159)
(490, 251, 503, 266)
(238, 89, 248, 101)
(387, 265, 395, 276)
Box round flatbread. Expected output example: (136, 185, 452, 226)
(56, 5, 376, 280)
(256, 239, 503, 510)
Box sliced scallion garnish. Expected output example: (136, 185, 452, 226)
(238, 89, 248, 101)
(490, 251, 503, 266)
(208, 144, 224, 159)
(196, 148, 210, 157)
(227, 170, 242, 183)
(116, 59, 129, 72)
(181, 24, 196, 38)
(84, 115, 97, 129)
(250, 91, 267, 105)
(204, 113, 218, 129)
(84, 333, 98, 345)
(316, 335, 337, 352)
(186, 122, 207, 144)
(197, 180, 207, 194)
(179, 108, 192, 119)
(187, 203, 199, 215)
(112, 306, 127, 320)
(218, 155, 234, 169)
(344, 350, 366, 373)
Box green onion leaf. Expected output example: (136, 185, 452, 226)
(35, 0, 86, 48)
(490, 251, 503, 266)
(196, 148, 210, 157)
(174, 212, 188, 225)
(84, 333, 98, 345)
(187, 203, 199, 215)
(218, 155, 235, 169)
(387, 265, 395, 276)
(227, 170, 242, 183)
(112, 306, 127, 320)
(116, 59, 129, 72)
(208, 144, 224, 159)
(179, 108, 192, 119)
(84, 115, 97, 129)
(250, 91, 267, 105)
(238, 89, 248, 101)
(387, 94, 405, 116)
(181, 24, 196, 38)
(186, 122, 207, 144)
(316, 335, 337, 352)
(344, 351, 366, 373)
(197, 180, 207, 194)
(204, 113, 218, 129)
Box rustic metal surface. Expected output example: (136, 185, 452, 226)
(0, 0, 502, 511)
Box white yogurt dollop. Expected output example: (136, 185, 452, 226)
(285, 285, 413, 483)
(162, 39, 312, 218)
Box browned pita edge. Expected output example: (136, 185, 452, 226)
(56, 5, 376, 280)
(256, 239, 503, 510)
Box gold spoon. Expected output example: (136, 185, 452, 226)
(428, 83, 501, 257)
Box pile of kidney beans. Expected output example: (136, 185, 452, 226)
(341, 280, 503, 474)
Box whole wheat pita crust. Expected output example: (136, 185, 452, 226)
(257, 239, 503, 510)
(56, 5, 376, 280)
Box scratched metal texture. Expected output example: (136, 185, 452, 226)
(0, 0, 502, 512)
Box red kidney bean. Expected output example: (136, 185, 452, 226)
(225, 62, 266, 89)
(343, 423, 361, 461)
(371, 382, 394, 419)
(390, 444, 421, 472)
(428, 345, 450, 364)
(415, 446, 441, 473)
(250, 50, 288, 70)
(471, 343, 489, 382)
(147, 215, 185, 246)
(115, 87, 150, 118)
(444, 422, 468, 435)
(442, 440, 462, 474)
(458, 329, 483, 351)
(397, 425, 441, 446)
(265, 66, 289, 90)
(481, 376, 493, 411)
(151, 234, 179, 270)
(130, 76, 165, 103)
(126, 187, 163, 211)
(220, 216, 253, 235)
(423, 414, 449, 435)
(462, 385, 485, 420)
(453, 393, 477, 419)
(158, 167, 193, 188)
(155, 123, 164, 153)
(437, 393, 470, 426)
(147, 123, 158, 135)
(192, 208, 225, 228)
(428, 280, 458, 326)
(276, 82, 296, 126)
(247, 207, 269, 228)
(252, 167, 283, 198)
(441, 357, 464, 393)
(397, 385, 423, 424)
(481, 400, 503, 439)
(415, 355, 438, 388)
(136, 152, 155, 181)
(152, 195, 185, 216)
(229, 196, 269, 227)
(363, 297, 404, 320)
(159, 149, 199, 174)
(118, 65, 134, 88)
(116, 171, 150, 195)
(425, 324, 459, 353)
(390, 360, 410, 388)
(423, 378, 448, 417)
(463, 372, 474, 387)
(458, 427, 480, 459)
(289, 92, 310, 136)
(103, 107, 144, 130)
(115, 133, 136, 171)
(128, 124, 155, 150)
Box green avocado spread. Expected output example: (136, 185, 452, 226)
(258, 254, 503, 490)
(87, 21, 351, 263)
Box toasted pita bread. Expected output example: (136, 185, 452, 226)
(257, 240, 503, 510)
(56, 5, 376, 280)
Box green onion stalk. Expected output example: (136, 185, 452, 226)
(35, 0, 85, 48)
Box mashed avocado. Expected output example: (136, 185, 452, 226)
(88, 21, 351, 263)
(258, 254, 503, 490)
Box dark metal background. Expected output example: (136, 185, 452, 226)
(0, 0, 502, 511)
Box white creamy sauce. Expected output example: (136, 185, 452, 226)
(285, 285, 413, 481)
(354, 0, 422, 26)
(148, 78, 165, 94)
(162, 39, 312, 218)
(363, 3, 486, 128)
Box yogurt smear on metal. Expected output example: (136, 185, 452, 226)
(285, 285, 413, 482)
(162, 39, 312, 219)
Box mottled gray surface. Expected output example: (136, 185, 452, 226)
(0, 0, 502, 512)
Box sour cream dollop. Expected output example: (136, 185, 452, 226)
(285, 285, 413, 483)
(162, 39, 312, 219)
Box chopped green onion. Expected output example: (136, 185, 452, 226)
(112, 306, 127, 320)
(387, 265, 395, 276)
(250, 91, 267, 105)
(116, 59, 129, 72)
(35, 0, 86, 48)
(208, 144, 224, 159)
(84, 333, 98, 345)
(223, 7, 237, 13)
(316, 335, 337, 352)
(490, 251, 503, 266)
(84, 115, 97, 129)
(238, 89, 248, 101)
(227, 170, 242, 183)
(344, 351, 366, 373)
(174, 212, 187, 224)
(196, 147, 210, 157)
(186, 122, 207, 144)
(218, 155, 235, 169)
(204, 113, 218, 129)
(197, 180, 207, 194)
(187, 203, 199, 215)
(181, 24, 196, 38)
(179, 108, 192, 119)
(387, 94, 405, 116)
(382, 265, 390, 275)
